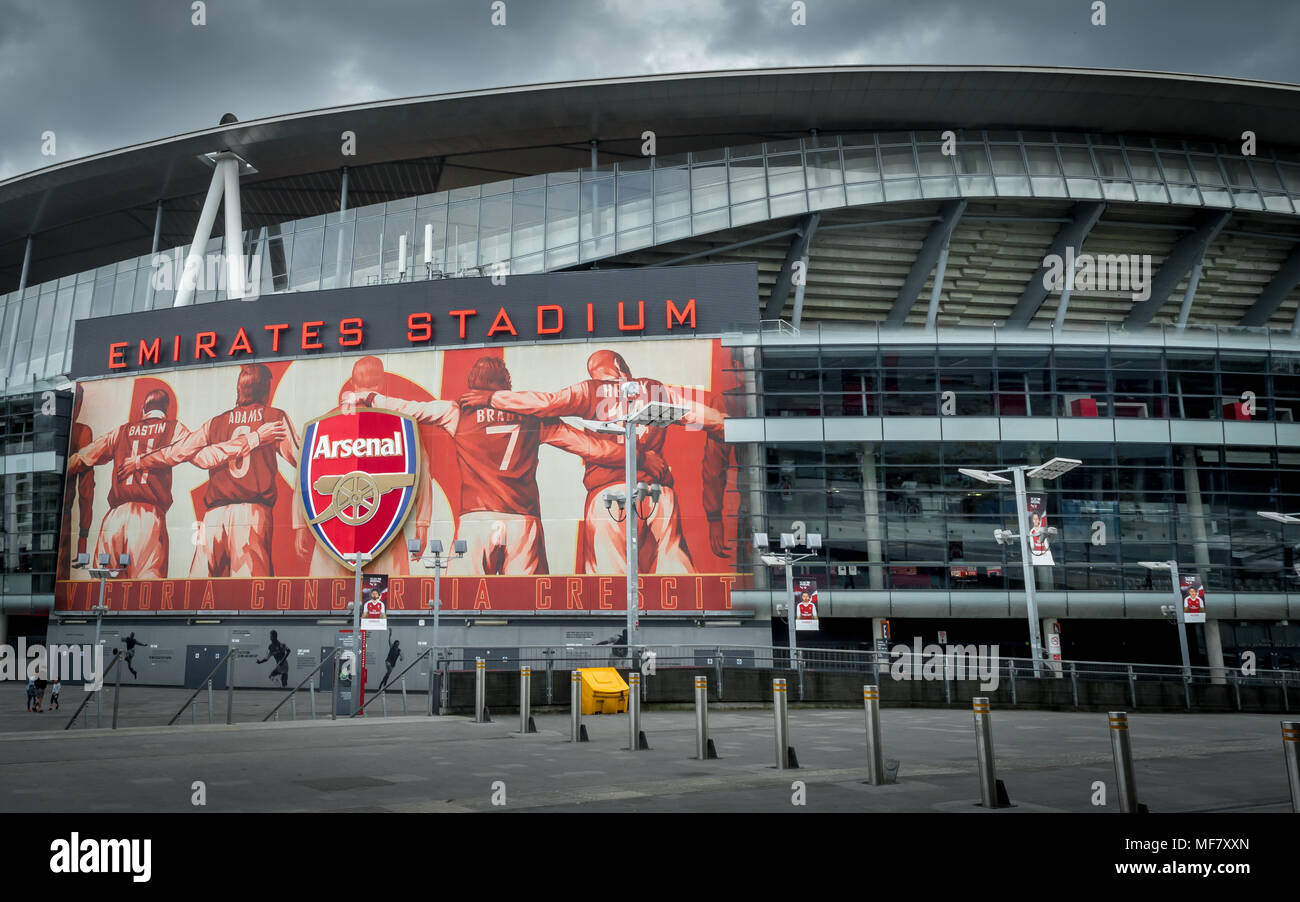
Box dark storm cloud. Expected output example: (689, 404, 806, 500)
(0, 0, 1297, 181)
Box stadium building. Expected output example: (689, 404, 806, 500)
(2, 66, 1300, 685)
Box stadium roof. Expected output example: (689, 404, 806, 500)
(4, 65, 1300, 286)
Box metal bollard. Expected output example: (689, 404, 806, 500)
(773, 678, 790, 770)
(570, 670, 585, 742)
(191, 701, 196, 726)
(1109, 711, 1140, 813)
(474, 658, 487, 723)
(207, 679, 214, 724)
(1126, 664, 1137, 708)
(1008, 661, 1017, 706)
(1231, 670, 1242, 711)
(226, 652, 236, 726)
(96, 679, 102, 728)
(111, 659, 122, 730)
(381, 688, 388, 717)
(695, 676, 713, 760)
(427, 662, 436, 716)
(290, 695, 297, 721)
(628, 671, 643, 751)
(1283, 721, 1300, 813)
(519, 666, 532, 733)
(401, 677, 408, 716)
(310, 683, 316, 720)
(972, 697, 999, 808)
(714, 648, 723, 700)
(1069, 662, 1079, 709)
(863, 685, 884, 786)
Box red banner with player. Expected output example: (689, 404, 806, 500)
(57, 339, 745, 612)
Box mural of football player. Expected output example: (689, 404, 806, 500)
(303, 355, 438, 578)
(62, 384, 96, 573)
(127, 364, 304, 578)
(346, 355, 656, 575)
(459, 349, 729, 574)
(66, 388, 183, 579)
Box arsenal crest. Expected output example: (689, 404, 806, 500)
(298, 408, 420, 569)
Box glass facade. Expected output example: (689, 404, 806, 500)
(0, 391, 70, 602)
(5, 129, 1300, 396)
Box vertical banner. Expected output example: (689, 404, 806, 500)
(1180, 574, 1207, 623)
(794, 578, 819, 632)
(361, 575, 389, 631)
(1025, 495, 1055, 566)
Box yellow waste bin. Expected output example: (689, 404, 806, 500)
(578, 668, 629, 714)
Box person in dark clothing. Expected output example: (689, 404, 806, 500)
(597, 628, 628, 665)
(378, 640, 403, 690)
(33, 677, 46, 712)
(121, 633, 146, 678)
(257, 630, 292, 688)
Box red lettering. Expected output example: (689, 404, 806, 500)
(662, 576, 678, 609)
(199, 581, 216, 609)
(388, 579, 405, 610)
(301, 321, 324, 350)
(487, 307, 518, 337)
(160, 582, 174, 610)
(407, 312, 432, 342)
(666, 298, 696, 329)
(598, 577, 614, 609)
(137, 584, 151, 611)
(264, 323, 290, 351)
(194, 332, 217, 359)
(537, 305, 563, 334)
(586, 303, 594, 332)
(618, 301, 645, 331)
(565, 577, 584, 610)
(138, 338, 160, 365)
(227, 327, 253, 356)
(535, 578, 552, 610)
(276, 581, 291, 610)
(172, 335, 181, 362)
(474, 579, 492, 609)
(339, 317, 364, 346)
(449, 309, 477, 339)
(304, 580, 319, 610)
(108, 342, 128, 369)
(251, 580, 265, 610)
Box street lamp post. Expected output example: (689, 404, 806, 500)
(83, 552, 128, 727)
(753, 532, 822, 669)
(592, 384, 688, 667)
(1141, 560, 1192, 681)
(960, 457, 1080, 678)
(410, 538, 467, 713)
(345, 551, 373, 715)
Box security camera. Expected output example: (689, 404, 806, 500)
(603, 492, 615, 510)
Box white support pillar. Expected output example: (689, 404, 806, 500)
(17, 236, 32, 292)
(173, 166, 226, 307)
(1204, 618, 1227, 685)
(221, 156, 245, 300)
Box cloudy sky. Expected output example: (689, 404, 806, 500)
(1, 0, 1297, 181)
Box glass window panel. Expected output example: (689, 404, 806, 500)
(880, 146, 918, 179)
(692, 208, 729, 234)
(616, 171, 652, 230)
(689, 164, 728, 212)
(994, 175, 1030, 196)
(616, 227, 653, 253)
(111, 269, 135, 315)
(1248, 159, 1284, 191)
(7, 296, 38, 382)
(46, 285, 75, 376)
(448, 201, 479, 271)
(1220, 157, 1254, 187)
(916, 144, 954, 177)
(288, 227, 324, 291)
(1059, 147, 1095, 177)
(1091, 148, 1128, 179)
(1102, 180, 1137, 201)
(653, 168, 690, 222)
(842, 147, 880, 183)
(27, 290, 56, 380)
(1124, 149, 1162, 181)
(1025, 147, 1062, 176)
(1167, 183, 1201, 205)
(1277, 162, 1300, 194)
(769, 192, 808, 217)
(845, 182, 885, 205)
(381, 210, 416, 281)
(1158, 152, 1195, 183)
(511, 188, 545, 258)
(728, 158, 767, 204)
(90, 273, 115, 318)
(350, 216, 383, 287)
(808, 185, 846, 209)
(545, 245, 577, 270)
(766, 153, 805, 195)
(989, 145, 1027, 175)
(1135, 182, 1170, 203)
(654, 217, 690, 245)
(1031, 176, 1067, 195)
(1190, 156, 1225, 185)
(320, 220, 356, 289)
(545, 183, 580, 249)
(480, 193, 512, 264)
(805, 149, 843, 187)
(1067, 179, 1103, 198)
(730, 198, 769, 226)
(883, 179, 922, 201)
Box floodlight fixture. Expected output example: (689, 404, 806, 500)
(1026, 457, 1082, 481)
(1258, 511, 1300, 525)
(958, 468, 1012, 485)
(1139, 560, 1172, 571)
(807, 533, 822, 549)
(752, 532, 769, 549)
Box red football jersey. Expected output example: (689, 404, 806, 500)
(455, 406, 545, 517)
(203, 404, 288, 508)
(581, 378, 672, 492)
(108, 418, 179, 509)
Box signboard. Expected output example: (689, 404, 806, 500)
(1180, 574, 1207, 623)
(794, 578, 819, 632)
(56, 335, 747, 613)
(361, 575, 389, 630)
(333, 630, 356, 716)
(937, 630, 948, 644)
(1047, 632, 1062, 661)
(1025, 494, 1055, 566)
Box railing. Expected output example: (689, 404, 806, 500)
(352, 647, 434, 717)
(165, 648, 237, 726)
(262, 648, 338, 722)
(63, 650, 124, 730)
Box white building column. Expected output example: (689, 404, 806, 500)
(221, 156, 246, 299)
(173, 166, 225, 307)
(1204, 618, 1227, 684)
(1181, 445, 1225, 684)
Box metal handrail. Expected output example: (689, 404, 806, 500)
(63, 650, 124, 730)
(261, 648, 339, 722)
(352, 647, 433, 716)
(165, 649, 236, 726)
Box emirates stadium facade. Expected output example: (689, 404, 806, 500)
(3, 66, 1300, 684)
